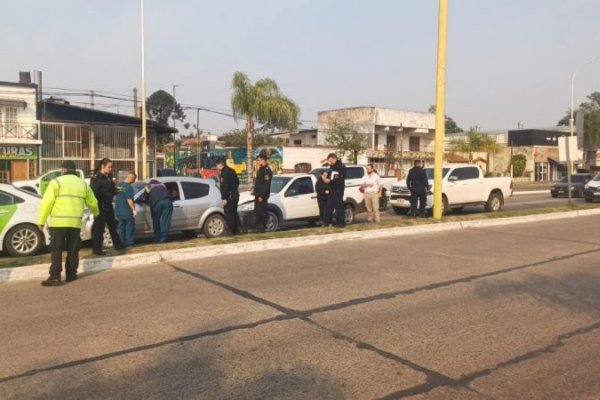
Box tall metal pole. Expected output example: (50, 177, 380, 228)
(140, 0, 148, 179)
(432, 0, 448, 220)
(196, 108, 201, 176)
(568, 55, 600, 206)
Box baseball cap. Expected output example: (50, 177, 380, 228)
(61, 160, 77, 170)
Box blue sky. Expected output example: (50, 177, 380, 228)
(1, 0, 599, 134)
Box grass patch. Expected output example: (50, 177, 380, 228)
(2, 203, 599, 269)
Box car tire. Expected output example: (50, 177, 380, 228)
(485, 192, 503, 212)
(393, 206, 409, 215)
(265, 211, 279, 232)
(203, 214, 226, 238)
(4, 224, 43, 257)
(344, 204, 356, 225)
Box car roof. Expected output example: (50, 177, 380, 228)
(142, 177, 216, 184)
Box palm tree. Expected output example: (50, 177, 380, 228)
(449, 129, 501, 175)
(231, 72, 300, 178)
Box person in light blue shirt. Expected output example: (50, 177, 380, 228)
(115, 172, 137, 247)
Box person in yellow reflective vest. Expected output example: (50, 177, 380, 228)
(38, 161, 100, 286)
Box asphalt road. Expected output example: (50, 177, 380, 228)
(2, 215, 600, 399)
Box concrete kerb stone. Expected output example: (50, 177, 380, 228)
(2, 208, 600, 284)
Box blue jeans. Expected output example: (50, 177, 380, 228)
(152, 199, 173, 243)
(117, 215, 135, 247)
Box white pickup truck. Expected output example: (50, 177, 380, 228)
(237, 166, 397, 231)
(389, 164, 513, 215)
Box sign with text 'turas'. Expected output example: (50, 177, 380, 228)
(0, 146, 37, 159)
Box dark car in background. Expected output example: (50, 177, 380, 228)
(550, 173, 592, 198)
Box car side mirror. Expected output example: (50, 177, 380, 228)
(448, 176, 458, 182)
(285, 188, 298, 197)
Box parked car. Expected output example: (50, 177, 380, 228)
(389, 164, 513, 215)
(583, 173, 600, 202)
(83, 177, 227, 246)
(551, 173, 593, 198)
(0, 184, 49, 256)
(310, 164, 397, 215)
(13, 168, 88, 196)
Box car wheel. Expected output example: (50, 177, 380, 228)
(485, 192, 503, 212)
(393, 206, 409, 215)
(4, 224, 43, 257)
(203, 214, 226, 238)
(265, 211, 279, 232)
(344, 204, 356, 225)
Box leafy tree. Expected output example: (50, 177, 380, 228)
(558, 91, 600, 169)
(512, 153, 527, 177)
(219, 129, 287, 148)
(429, 105, 463, 134)
(324, 118, 368, 164)
(146, 90, 186, 125)
(231, 72, 300, 176)
(449, 129, 501, 174)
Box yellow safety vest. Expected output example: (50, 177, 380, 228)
(38, 174, 100, 228)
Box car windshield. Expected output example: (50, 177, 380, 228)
(592, 174, 600, 182)
(12, 186, 41, 198)
(560, 175, 588, 183)
(424, 168, 450, 180)
(270, 177, 292, 193)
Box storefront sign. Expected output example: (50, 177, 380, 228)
(0, 146, 37, 160)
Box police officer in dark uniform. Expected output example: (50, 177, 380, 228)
(406, 159, 429, 217)
(216, 157, 240, 235)
(90, 158, 125, 255)
(253, 152, 272, 233)
(323, 153, 347, 227)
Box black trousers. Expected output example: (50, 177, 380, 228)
(324, 186, 345, 226)
(317, 196, 328, 222)
(410, 187, 427, 216)
(92, 206, 123, 252)
(254, 198, 268, 232)
(49, 227, 81, 278)
(224, 193, 240, 234)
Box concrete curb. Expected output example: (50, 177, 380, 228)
(2, 208, 600, 284)
(512, 190, 549, 196)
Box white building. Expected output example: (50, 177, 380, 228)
(0, 79, 41, 182)
(317, 107, 435, 176)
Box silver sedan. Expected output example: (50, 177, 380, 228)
(82, 177, 226, 246)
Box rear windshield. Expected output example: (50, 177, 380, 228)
(560, 175, 589, 183)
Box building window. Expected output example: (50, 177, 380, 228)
(64, 126, 83, 158)
(3, 107, 18, 134)
(409, 137, 420, 152)
(293, 140, 302, 145)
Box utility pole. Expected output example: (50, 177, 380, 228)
(196, 107, 201, 177)
(90, 90, 95, 109)
(432, 0, 448, 220)
(140, 0, 148, 179)
(133, 88, 139, 118)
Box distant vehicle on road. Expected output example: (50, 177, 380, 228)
(551, 173, 592, 198)
(389, 164, 513, 215)
(83, 177, 226, 246)
(13, 168, 87, 196)
(583, 173, 600, 202)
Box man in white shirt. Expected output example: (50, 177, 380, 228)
(361, 164, 382, 223)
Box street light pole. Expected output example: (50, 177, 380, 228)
(567, 55, 600, 206)
(432, 0, 448, 220)
(140, 0, 148, 179)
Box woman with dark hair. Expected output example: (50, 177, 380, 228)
(90, 158, 125, 255)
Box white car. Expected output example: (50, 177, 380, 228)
(13, 168, 88, 196)
(390, 164, 513, 215)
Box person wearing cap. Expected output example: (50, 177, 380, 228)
(38, 161, 100, 286)
(252, 152, 272, 233)
(90, 158, 125, 255)
(115, 172, 137, 247)
(323, 153, 347, 227)
(215, 157, 240, 235)
(143, 179, 173, 243)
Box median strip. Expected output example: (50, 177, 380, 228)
(1, 204, 599, 284)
